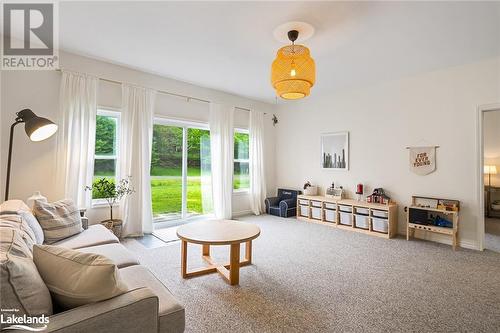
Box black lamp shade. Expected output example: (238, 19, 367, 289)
(17, 109, 58, 142)
(25, 117, 58, 141)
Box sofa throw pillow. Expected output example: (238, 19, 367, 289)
(0, 199, 44, 244)
(33, 199, 83, 244)
(0, 228, 53, 322)
(33, 245, 128, 309)
(0, 214, 37, 251)
(19, 210, 44, 244)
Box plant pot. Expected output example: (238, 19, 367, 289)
(101, 219, 123, 238)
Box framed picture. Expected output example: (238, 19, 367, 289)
(321, 131, 349, 170)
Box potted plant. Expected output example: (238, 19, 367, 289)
(85, 177, 134, 237)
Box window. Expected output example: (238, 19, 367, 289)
(92, 109, 120, 200)
(234, 129, 249, 191)
(150, 119, 212, 222)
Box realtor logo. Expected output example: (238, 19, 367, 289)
(1, 2, 59, 70)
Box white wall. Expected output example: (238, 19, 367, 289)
(484, 110, 500, 187)
(1, 51, 277, 223)
(275, 57, 500, 249)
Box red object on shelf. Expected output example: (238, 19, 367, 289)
(356, 183, 363, 195)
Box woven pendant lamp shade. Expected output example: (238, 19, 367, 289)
(271, 44, 315, 99)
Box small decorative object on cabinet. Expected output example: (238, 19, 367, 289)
(356, 183, 363, 201)
(326, 183, 344, 200)
(406, 195, 460, 250)
(296, 195, 398, 239)
(366, 188, 391, 204)
(303, 181, 318, 196)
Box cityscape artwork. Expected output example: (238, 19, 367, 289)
(321, 132, 349, 170)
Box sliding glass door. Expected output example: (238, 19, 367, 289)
(151, 120, 212, 222)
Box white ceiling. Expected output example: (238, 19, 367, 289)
(58, 1, 500, 103)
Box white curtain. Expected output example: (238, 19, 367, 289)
(209, 103, 234, 219)
(57, 71, 98, 208)
(249, 110, 267, 215)
(119, 84, 156, 236)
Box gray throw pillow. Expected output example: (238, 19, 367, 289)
(33, 199, 83, 244)
(0, 228, 53, 321)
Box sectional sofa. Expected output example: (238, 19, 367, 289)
(0, 200, 185, 333)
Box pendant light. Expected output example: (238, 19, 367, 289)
(271, 30, 316, 100)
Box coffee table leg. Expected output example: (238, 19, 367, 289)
(244, 241, 252, 264)
(229, 243, 240, 285)
(181, 240, 187, 278)
(202, 244, 210, 256)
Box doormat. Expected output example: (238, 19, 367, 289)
(153, 226, 180, 243)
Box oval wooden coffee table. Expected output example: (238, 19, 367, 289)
(176, 220, 260, 285)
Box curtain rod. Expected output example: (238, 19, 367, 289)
(55, 69, 254, 112)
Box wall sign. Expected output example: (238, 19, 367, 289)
(408, 146, 437, 175)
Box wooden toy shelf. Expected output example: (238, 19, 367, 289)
(406, 205, 459, 250)
(296, 195, 398, 239)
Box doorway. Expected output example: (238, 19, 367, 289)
(150, 118, 213, 227)
(479, 106, 500, 252)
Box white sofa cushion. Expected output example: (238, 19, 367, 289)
(52, 224, 119, 249)
(0, 228, 53, 319)
(78, 243, 140, 268)
(33, 245, 128, 309)
(119, 265, 185, 333)
(33, 199, 83, 244)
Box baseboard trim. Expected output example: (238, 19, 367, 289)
(398, 231, 479, 251)
(232, 210, 253, 218)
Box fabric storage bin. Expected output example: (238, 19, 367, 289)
(324, 209, 337, 222)
(311, 201, 322, 208)
(298, 199, 309, 205)
(311, 207, 322, 219)
(339, 212, 352, 225)
(354, 215, 369, 229)
(372, 217, 389, 233)
(324, 202, 336, 210)
(300, 205, 309, 217)
(355, 207, 369, 215)
(372, 209, 388, 219)
(339, 205, 353, 213)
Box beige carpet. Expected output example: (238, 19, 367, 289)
(123, 215, 500, 333)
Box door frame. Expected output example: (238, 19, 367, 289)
(476, 103, 500, 251)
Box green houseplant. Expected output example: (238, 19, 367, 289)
(86, 177, 134, 221)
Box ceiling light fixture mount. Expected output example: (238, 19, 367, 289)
(271, 23, 316, 100)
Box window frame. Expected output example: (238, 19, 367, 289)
(233, 128, 250, 193)
(92, 108, 121, 207)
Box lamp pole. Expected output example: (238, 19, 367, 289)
(5, 118, 24, 201)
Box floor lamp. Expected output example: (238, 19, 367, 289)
(4, 109, 58, 201)
(484, 165, 498, 218)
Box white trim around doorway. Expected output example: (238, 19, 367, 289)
(476, 103, 500, 251)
